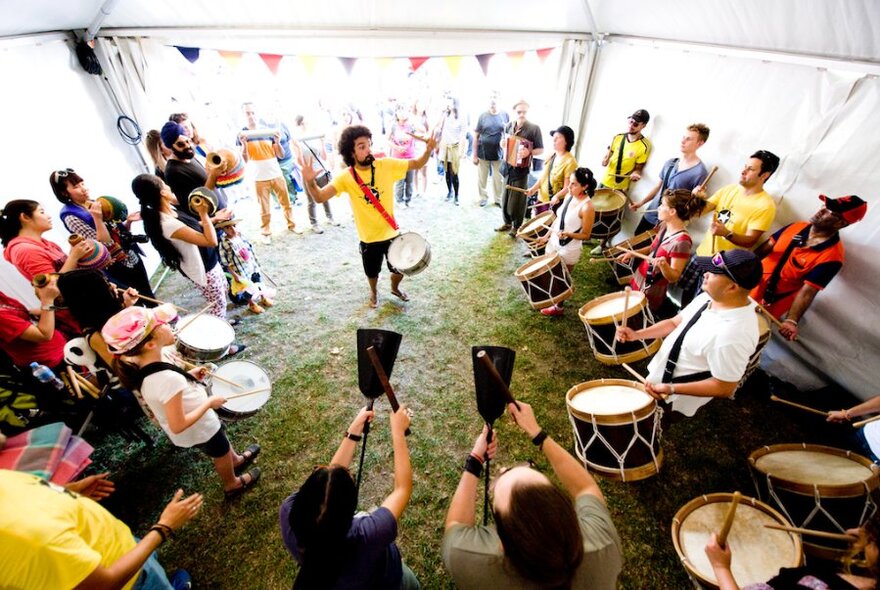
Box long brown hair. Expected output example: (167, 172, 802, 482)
(663, 188, 704, 221)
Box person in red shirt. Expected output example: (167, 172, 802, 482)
(0, 283, 67, 370)
(751, 194, 867, 340)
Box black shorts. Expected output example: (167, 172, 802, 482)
(360, 238, 397, 279)
(194, 425, 231, 458)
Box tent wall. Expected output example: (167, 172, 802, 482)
(577, 37, 880, 399)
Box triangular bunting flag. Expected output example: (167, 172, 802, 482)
(475, 53, 493, 76)
(376, 57, 395, 71)
(218, 50, 243, 69)
(300, 55, 318, 75)
(339, 57, 357, 75)
(536, 47, 555, 64)
(175, 46, 200, 64)
(443, 56, 463, 78)
(409, 57, 429, 72)
(259, 53, 284, 75)
(507, 50, 525, 71)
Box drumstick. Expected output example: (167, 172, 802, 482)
(175, 303, 213, 334)
(366, 347, 411, 436)
(698, 165, 719, 192)
(505, 184, 530, 194)
(852, 414, 880, 428)
(169, 353, 244, 390)
(717, 491, 741, 547)
(621, 363, 647, 384)
(763, 523, 857, 541)
(622, 286, 632, 324)
(476, 351, 521, 410)
(66, 367, 84, 399)
(614, 246, 652, 261)
(589, 257, 623, 264)
(405, 131, 430, 143)
(769, 395, 829, 417)
(111, 285, 189, 312)
(221, 386, 270, 400)
(74, 373, 101, 399)
(749, 298, 787, 331)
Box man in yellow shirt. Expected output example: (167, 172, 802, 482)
(300, 125, 436, 308)
(600, 109, 652, 193)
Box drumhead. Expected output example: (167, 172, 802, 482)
(519, 210, 555, 233)
(674, 495, 801, 587)
(570, 385, 652, 415)
(515, 252, 561, 279)
(592, 189, 627, 212)
(387, 232, 428, 269)
(213, 360, 271, 413)
(581, 291, 647, 321)
(176, 315, 235, 349)
(753, 449, 875, 486)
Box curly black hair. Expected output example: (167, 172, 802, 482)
(337, 125, 372, 168)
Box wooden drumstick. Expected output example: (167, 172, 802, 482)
(221, 386, 270, 400)
(589, 257, 622, 264)
(769, 395, 828, 417)
(405, 131, 430, 143)
(366, 346, 411, 436)
(717, 491, 741, 547)
(621, 363, 647, 384)
(763, 523, 857, 541)
(852, 414, 880, 428)
(622, 286, 632, 323)
(698, 165, 719, 192)
(111, 285, 189, 313)
(505, 184, 530, 194)
(175, 303, 213, 334)
(66, 366, 84, 399)
(74, 373, 101, 399)
(170, 353, 244, 390)
(476, 351, 521, 410)
(749, 298, 787, 331)
(614, 246, 652, 262)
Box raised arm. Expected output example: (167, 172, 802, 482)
(445, 425, 497, 529)
(299, 153, 339, 203)
(407, 136, 437, 171)
(330, 406, 374, 467)
(380, 406, 413, 520)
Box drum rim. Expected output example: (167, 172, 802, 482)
(176, 316, 235, 353)
(578, 291, 648, 325)
(212, 359, 271, 415)
(388, 233, 431, 276)
(517, 210, 556, 236)
(670, 492, 803, 588)
(603, 229, 658, 257)
(515, 251, 564, 280)
(591, 337, 663, 366)
(748, 443, 880, 496)
(566, 379, 654, 423)
(591, 188, 627, 211)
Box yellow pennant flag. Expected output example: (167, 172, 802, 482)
(443, 55, 463, 78)
(299, 55, 318, 75)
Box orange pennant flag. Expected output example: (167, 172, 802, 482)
(507, 50, 525, 71)
(217, 50, 243, 70)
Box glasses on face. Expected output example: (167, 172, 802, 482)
(516, 110, 527, 115)
(711, 252, 739, 283)
(628, 118, 644, 126)
(52, 168, 75, 183)
(173, 138, 191, 149)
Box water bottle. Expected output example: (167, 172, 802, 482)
(30, 362, 65, 391)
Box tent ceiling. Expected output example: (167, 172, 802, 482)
(4, 0, 878, 62)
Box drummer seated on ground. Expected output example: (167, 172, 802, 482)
(616, 249, 763, 417)
(442, 401, 623, 589)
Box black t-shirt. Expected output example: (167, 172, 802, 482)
(475, 111, 509, 161)
(165, 159, 207, 203)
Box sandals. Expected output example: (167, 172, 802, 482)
(390, 289, 410, 302)
(234, 444, 261, 474)
(225, 467, 261, 499)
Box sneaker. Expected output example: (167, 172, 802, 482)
(328, 219, 341, 226)
(454, 198, 459, 206)
(289, 226, 304, 235)
(495, 223, 512, 232)
(260, 235, 271, 245)
(311, 225, 324, 234)
(508, 228, 519, 238)
(589, 245, 603, 256)
(478, 199, 488, 207)
(259, 296, 274, 308)
(247, 301, 265, 314)
(540, 305, 565, 317)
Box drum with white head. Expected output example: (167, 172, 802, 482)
(578, 290, 661, 365)
(514, 252, 573, 310)
(210, 360, 271, 420)
(175, 314, 235, 362)
(387, 231, 431, 276)
(516, 210, 556, 257)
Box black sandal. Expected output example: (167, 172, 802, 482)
(234, 444, 261, 475)
(224, 467, 261, 499)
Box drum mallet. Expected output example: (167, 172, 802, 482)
(698, 166, 719, 193)
(621, 363, 647, 385)
(111, 285, 189, 313)
(614, 246, 652, 262)
(717, 491, 742, 548)
(406, 131, 430, 143)
(505, 184, 530, 195)
(748, 298, 788, 332)
(589, 256, 623, 264)
(769, 395, 828, 417)
(622, 286, 632, 324)
(366, 347, 411, 437)
(852, 414, 880, 428)
(763, 523, 857, 542)
(222, 387, 270, 400)
(175, 303, 213, 334)
(171, 353, 244, 390)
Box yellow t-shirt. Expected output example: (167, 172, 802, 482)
(0, 470, 139, 590)
(538, 152, 578, 202)
(602, 133, 652, 191)
(695, 184, 776, 256)
(332, 158, 409, 243)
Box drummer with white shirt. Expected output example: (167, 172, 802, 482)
(616, 249, 763, 417)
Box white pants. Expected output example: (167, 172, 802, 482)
(477, 159, 504, 204)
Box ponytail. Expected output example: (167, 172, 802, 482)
(573, 167, 596, 198)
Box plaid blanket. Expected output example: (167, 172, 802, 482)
(0, 422, 93, 483)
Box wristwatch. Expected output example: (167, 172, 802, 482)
(40, 304, 56, 311)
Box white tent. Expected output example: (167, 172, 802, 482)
(1, 0, 878, 397)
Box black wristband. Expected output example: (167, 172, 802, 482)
(149, 525, 169, 543)
(464, 454, 483, 478)
(344, 431, 363, 442)
(532, 430, 548, 449)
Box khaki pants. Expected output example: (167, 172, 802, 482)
(255, 176, 295, 235)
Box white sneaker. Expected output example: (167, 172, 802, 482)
(260, 235, 272, 245)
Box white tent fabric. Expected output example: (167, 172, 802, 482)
(0, 1, 878, 398)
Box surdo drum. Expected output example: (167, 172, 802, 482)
(604, 230, 657, 285)
(749, 443, 880, 559)
(671, 493, 803, 589)
(589, 189, 627, 241)
(566, 379, 663, 481)
(387, 231, 431, 276)
(578, 290, 661, 365)
(175, 314, 235, 362)
(210, 360, 271, 420)
(514, 252, 573, 310)
(516, 210, 556, 257)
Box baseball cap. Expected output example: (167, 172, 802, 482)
(692, 249, 762, 290)
(819, 194, 867, 225)
(102, 304, 179, 354)
(630, 109, 650, 124)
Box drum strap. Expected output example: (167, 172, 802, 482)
(762, 224, 811, 304)
(662, 301, 710, 383)
(350, 166, 399, 231)
(614, 133, 626, 177)
(659, 159, 678, 195)
(644, 229, 686, 287)
(135, 362, 197, 390)
(558, 196, 575, 246)
(546, 153, 556, 198)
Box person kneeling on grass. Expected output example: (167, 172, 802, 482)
(279, 405, 420, 589)
(104, 304, 261, 498)
(442, 401, 623, 589)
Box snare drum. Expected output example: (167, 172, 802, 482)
(605, 230, 657, 285)
(578, 291, 661, 365)
(749, 443, 880, 559)
(590, 189, 627, 241)
(387, 231, 431, 276)
(514, 252, 573, 310)
(516, 210, 555, 257)
(176, 314, 235, 362)
(566, 379, 663, 481)
(210, 360, 271, 420)
(672, 493, 802, 589)
(739, 312, 770, 387)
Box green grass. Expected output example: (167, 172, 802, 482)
(86, 188, 849, 589)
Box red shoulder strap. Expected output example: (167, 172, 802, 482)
(350, 166, 398, 231)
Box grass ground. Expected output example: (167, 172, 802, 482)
(88, 166, 856, 589)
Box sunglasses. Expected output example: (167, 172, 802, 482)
(711, 252, 739, 283)
(173, 138, 192, 149)
(52, 168, 75, 183)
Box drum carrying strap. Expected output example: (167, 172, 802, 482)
(558, 196, 577, 247)
(135, 362, 197, 390)
(614, 133, 626, 178)
(662, 301, 710, 383)
(761, 224, 811, 304)
(545, 153, 556, 199)
(350, 166, 398, 231)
